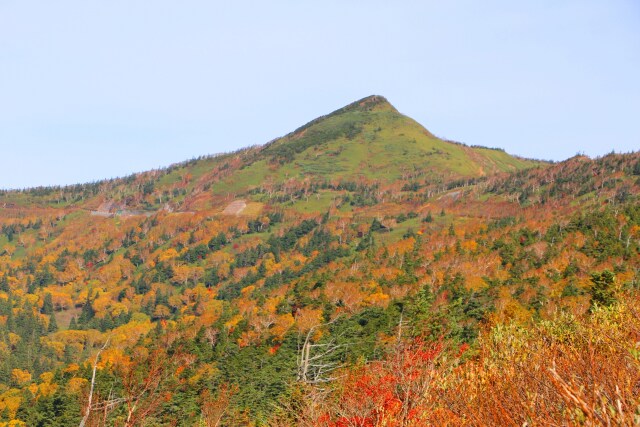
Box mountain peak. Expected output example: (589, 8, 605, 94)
(339, 95, 396, 113)
(322, 95, 399, 119)
(258, 94, 538, 180)
(286, 95, 396, 137)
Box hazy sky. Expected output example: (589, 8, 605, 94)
(1, 1, 639, 189)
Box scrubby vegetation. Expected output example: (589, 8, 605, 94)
(280, 295, 640, 426)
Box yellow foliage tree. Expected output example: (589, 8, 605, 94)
(11, 369, 31, 386)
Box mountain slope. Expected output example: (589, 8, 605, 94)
(213, 95, 537, 193)
(0, 97, 638, 425)
(0, 95, 540, 214)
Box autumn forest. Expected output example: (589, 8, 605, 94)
(1, 96, 639, 426)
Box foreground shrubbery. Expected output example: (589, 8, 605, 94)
(272, 295, 640, 426)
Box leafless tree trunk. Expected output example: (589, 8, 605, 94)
(79, 337, 110, 427)
(297, 319, 344, 385)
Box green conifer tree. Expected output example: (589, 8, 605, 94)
(589, 270, 617, 309)
(48, 314, 58, 333)
(42, 293, 54, 315)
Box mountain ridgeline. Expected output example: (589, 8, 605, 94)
(0, 95, 537, 213)
(0, 97, 639, 426)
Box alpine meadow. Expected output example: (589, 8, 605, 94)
(1, 95, 640, 426)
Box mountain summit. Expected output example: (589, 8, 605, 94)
(240, 95, 538, 187)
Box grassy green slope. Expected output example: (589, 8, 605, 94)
(213, 95, 541, 192)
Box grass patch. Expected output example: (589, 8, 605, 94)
(286, 191, 336, 214)
(54, 307, 82, 330)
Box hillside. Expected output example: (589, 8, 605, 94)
(0, 96, 538, 214)
(0, 98, 639, 426)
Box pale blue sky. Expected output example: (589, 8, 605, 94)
(1, 1, 639, 189)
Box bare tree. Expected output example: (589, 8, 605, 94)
(297, 319, 345, 385)
(79, 337, 110, 427)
